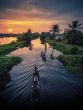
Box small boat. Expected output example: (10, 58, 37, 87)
(32, 65, 40, 103)
(33, 65, 39, 80)
(41, 51, 46, 62)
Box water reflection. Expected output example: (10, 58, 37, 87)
(27, 41, 33, 51)
(22, 40, 33, 51)
(1, 38, 82, 109)
(0, 37, 16, 45)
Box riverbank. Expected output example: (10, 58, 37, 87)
(0, 41, 24, 85)
(0, 56, 22, 75)
(0, 41, 25, 56)
(0, 56, 22, 86)
(47, 40, 83, 76)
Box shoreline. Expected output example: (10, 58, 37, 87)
(47, 39, 83, 77)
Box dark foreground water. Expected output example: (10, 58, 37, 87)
(0, 39, 83, 110)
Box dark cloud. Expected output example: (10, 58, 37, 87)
(0, 0, 83, 22)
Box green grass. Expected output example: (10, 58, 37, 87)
(58, 55, 83, 75)
(0, 41, 24, 76)
(0, 41, 25, 56)
(47, 40, 71, 54)
(47, 39, 83, 76)
(0, 56, 22, 75)
(54, 43, 71, 54)
(47, 40, 83, 55)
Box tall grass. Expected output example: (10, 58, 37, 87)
(47, 39, 83, 76)
(58, 55, 83, 75)
(0, 56, 22, 75)
(0, 41, 25, 76)
(0, 41, 25, 56)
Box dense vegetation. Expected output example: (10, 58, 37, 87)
(0, 56, 22, 75)
(0, 41, 25, 56)
(47, 38, 83, 76)
(47, 40, 83, 55)
(0, 42, 22, 76)
(40, 32, 46, 44)
(47, 20, 83, 75)
(0, 29, 39, 77)
(0, 42, 23, 76)
(17, 29, 39, 43)
(58, 55, 83, 75)
(64, 20, 83, 45)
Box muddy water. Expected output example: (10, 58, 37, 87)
(0, 39, 83, 109)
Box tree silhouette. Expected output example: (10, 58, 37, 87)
(50, 24, 60, 39)
(68, 20, 83, 30)
(65, 20, 83, 45)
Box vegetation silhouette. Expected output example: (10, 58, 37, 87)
(50, 24, 61, 39)
(17, 29, 39, 50)
(64, 20, 83, 45)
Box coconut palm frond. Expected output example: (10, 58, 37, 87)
(72, 20, 78, 28)
(76, 23, 82, 28)
(68, 20, 83, 30)
(77, 27, 83, 29)
(68, 24, 73, 29)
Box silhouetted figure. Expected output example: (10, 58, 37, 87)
(33, 65, 39, 80)
(45, 43, 47, 54)
(32, 65, 40, 108)
(41, 51, 46, 62)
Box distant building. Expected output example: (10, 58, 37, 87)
(45, 32, 51, 37)
(55, 34, 64, 40)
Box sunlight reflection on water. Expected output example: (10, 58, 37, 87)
(0, 37, 16, 45)
(0, 38, 83, 109)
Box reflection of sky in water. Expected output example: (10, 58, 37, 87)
(0, 38, 83, 109)
(0, 37, 16, 45)
(8, 38, 61, 81)
(8, 38, 61, 59)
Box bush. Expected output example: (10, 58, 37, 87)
(58, 55, 67, 65)
(0, 56, 22, 75)
(70, 47, 78, 54)
(58, 55, 83, 75)
(40, 32, 47, 44)
(0, 44, 17, 56)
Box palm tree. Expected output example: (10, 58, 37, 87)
(50, 24, 60, 39)
(68, 20, 83, 30)
(17, 28, 32, 47)
(66, 20, 83, 44)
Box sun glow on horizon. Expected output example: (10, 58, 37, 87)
(8, 28, 13, 33)
(0, 19, 66, 33)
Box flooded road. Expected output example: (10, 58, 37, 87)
(0, 39, 83, 109)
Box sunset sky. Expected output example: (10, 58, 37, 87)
(0, 0, 83, 33)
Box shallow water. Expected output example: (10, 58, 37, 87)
(0, 39, 83, 109)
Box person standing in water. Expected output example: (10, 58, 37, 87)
(45, 43, 47, 54)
